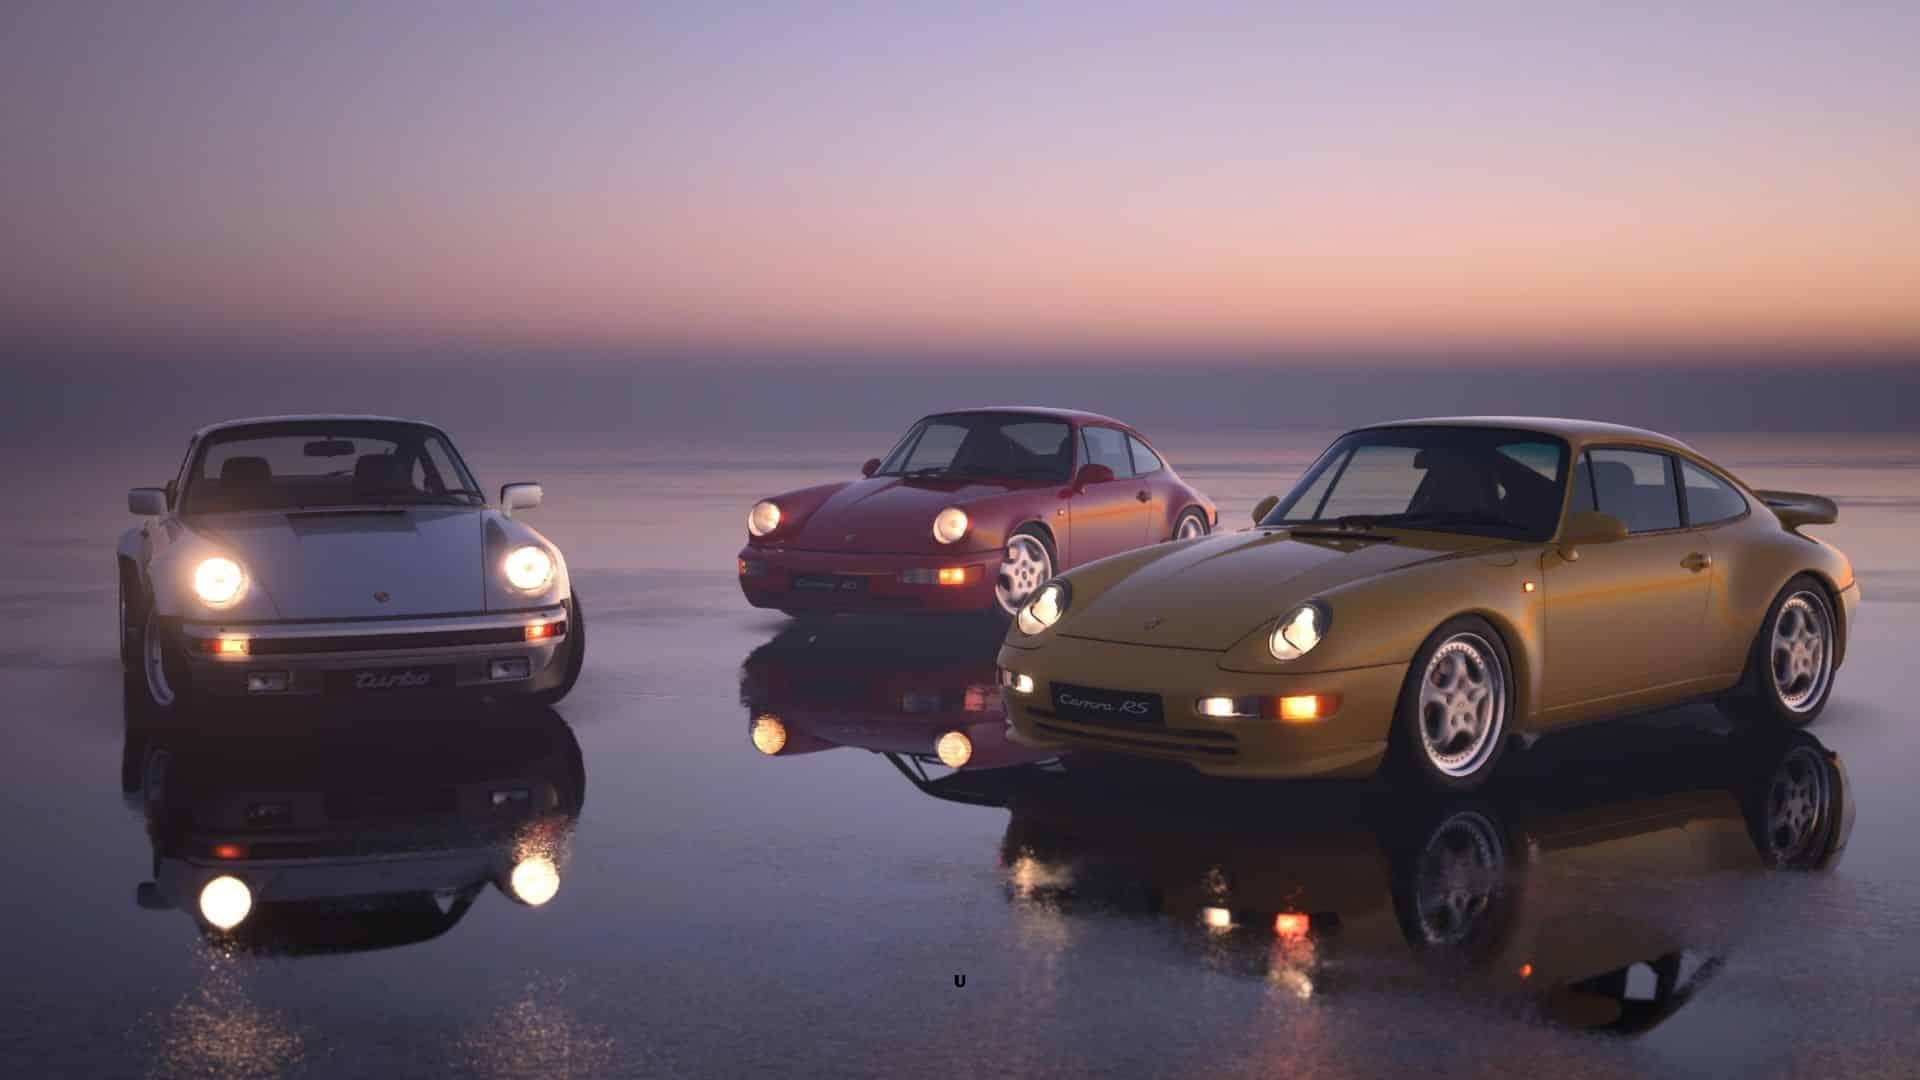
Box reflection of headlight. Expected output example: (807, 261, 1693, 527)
(748, 500, 782, 537)
(509, 856, 561, 906)
(751, 714, 787, 755)
(935, 730, 973, 768)
(1268, 602, 1326, 661)
(192, 557, 246, 606)
(504, 546, 554, 591)
(199, 875, 252, 930)
(932, 507, 969, 544)
(1016, 580, 1070, 636)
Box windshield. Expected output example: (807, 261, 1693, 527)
(1264, 427, 1569, 541)
(875, 414, 1074, 482)
(180, 421, 484, 513)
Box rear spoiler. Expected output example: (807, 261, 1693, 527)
(1754, 490, 1838, 530)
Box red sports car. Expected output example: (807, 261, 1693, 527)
(738, 407, 1216, 617)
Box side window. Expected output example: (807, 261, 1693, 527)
(1127, 435, 1163, 476)
(1568, 451, 1597, 515)
(1681, 459, 1747, 526)
(1081, 426, 1132, 477)
(1588, 448, 1681, 533)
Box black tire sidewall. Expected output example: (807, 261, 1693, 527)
(1391, 615, 1515, 793)
(1174, 508, 1209, 540)
(1726, 574, 1836, 730)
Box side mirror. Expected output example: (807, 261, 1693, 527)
(1558, 511, 1628, 559)
(1072, 463, 1115, 491)
(500, 482, 543, 518)
(128, 488, 168, 516)
(1252, 495, 1280, 525)
(861, 458, 881, 478)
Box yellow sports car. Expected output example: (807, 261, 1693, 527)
(998, 417, 1860, 790)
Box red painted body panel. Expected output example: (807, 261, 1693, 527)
(738, 408, 1215, 615)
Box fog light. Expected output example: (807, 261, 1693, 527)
(1274, 912, 1310, 940)
(937, 567, 971, 586)
(1278, 694, 1338, 722)
(1000, 669, 1035, 695)
(525, 621, 557, 642)
(246, 671, 289, 693)
(739, 558, 768, 577)
(1201, 906, 1233, 931)
(1197, 695, 1260, 719)
(490, 658, 531, 681)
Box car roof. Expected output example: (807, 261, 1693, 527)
(191, 414, 446, 439)
(1354, 416, 1701, 454)
(920, 406, 1133, 428)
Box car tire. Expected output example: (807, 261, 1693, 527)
(129, 599, 194, 718)
(118, 561, 143, 671)
(530, 591, 586, 707)
(993, 526, 1056, 618)
(1390, 616, 1514, 792)
(1171, 507, 1209, 542)
(1717, 574, 1837, 730)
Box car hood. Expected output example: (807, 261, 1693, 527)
(790, 475, 1046, 552)
(191, 508, 486, 618)
(1061, 529, 1498, 650)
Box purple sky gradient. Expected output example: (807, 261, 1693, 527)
(4, 2, 1918, 363)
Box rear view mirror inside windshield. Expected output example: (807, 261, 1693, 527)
(303, 439, 356, 458)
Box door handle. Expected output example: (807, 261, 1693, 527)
(1135, 491, 1150, 503)
(1681, 552, 1712, 572)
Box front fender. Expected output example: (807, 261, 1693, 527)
(484, 514, 572, 612)
(146, 527, 284, 620)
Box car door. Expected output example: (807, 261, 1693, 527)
(1676, 456, 1755, 679)
(1126, 433, 1174, 542)
(1067, 425, 1151, 566)
(1541, 447, 1713, 718)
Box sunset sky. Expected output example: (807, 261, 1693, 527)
(3, 2, 1917, 363)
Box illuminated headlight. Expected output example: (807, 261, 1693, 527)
(198, 875, 253, 930)
(935, 730, 974, 768)
(1268, 602, 1327, 661)
(1016, 580, 1070, 636)
(192, 557, 246, 606)
(932, 507, 969, 544)
(751, 714, 787, 755)
(508, 856, 561, 906)
(748, 500, 782, 537)
(503, 545, 554, 592)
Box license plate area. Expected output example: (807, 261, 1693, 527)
(1050, 682, 1166, 727)
(790, 574, 869, 594)
(328, 665, 453, 694)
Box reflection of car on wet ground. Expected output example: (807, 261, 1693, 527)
(903, 723, 1848, 1035)
(738, 408, 1216, 618)
(126, 703, 584, 951)
(1000, 417, 1859, 790)
(118, 415, 585, 714)
(740, 618, 1055, 773)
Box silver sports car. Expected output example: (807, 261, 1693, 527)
(117, 415, 584, 710)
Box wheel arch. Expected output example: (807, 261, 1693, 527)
(1794, 568, 1848, 671)
(1449, 606, 1538, 734)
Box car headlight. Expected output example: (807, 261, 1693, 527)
(935, 730, 973, 768)
(508, 856, 561, 906)
(192, 557, 246, 606)
(1016, 580, 1071, 636)
(932, 507, 969, 544)
(1268, 602, 1328, 661)
(748, 500, 782, 537)
(504, 545, 555, 592)
(198, 875, 252, 930)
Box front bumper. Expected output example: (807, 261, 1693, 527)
(171, 604, 571, 700)
(738, 545, 1000, 615)
(996, 635, 1402, 779)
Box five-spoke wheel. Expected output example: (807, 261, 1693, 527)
(1720, 575, 1838, 729)
(995, 530, 1054, 616)
(1394, 617, 1512, 791)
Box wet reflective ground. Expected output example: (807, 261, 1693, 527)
(4, 432, 1920, 1077)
